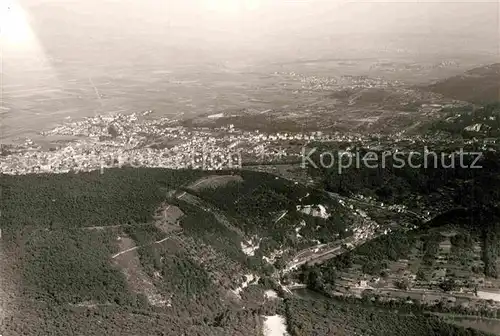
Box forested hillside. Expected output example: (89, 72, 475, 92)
(424, 64, 500, 104)
(1, 168, 496, 335)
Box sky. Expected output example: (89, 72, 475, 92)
(2, 0, 499, 64)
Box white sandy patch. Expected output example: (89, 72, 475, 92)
(477, 291, 500, 302)
(241, 238, 260, 256)
(353, 280, 373, 290)
(287, 282, 307, 290)
(264, 290, 279, 299)
(295, 220, 306, 239)
(207, 112, 224, 119)
(263, 256, 273, 264)
(297, 204, 330, 219)
(262, 248, 284, 264)
(232, 274, 260, 296)
(262, 315, 289, 336)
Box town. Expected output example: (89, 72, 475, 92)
(1, 107, 497, 176)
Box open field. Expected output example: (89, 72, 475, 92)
(3, 50, 497, 144)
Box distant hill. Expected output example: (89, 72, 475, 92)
(424, 63, 500, 103)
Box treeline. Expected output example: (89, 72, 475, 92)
(284, 296, 492, 336)
(123, 224, 168, 275)
(313, 149, 500, 205)
(2, 300, 263, 336)
(194, 170, 307, 218)
(0, 168, 205, 240)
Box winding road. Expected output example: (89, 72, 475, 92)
(111, 177, 210, 259)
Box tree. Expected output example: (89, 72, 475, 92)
(274, 257, 286, 270)
(439, 278, 457, 292)
(394, 278, 410, 291)
(416, 269, 427, 281)
(307, 268, 323, 291)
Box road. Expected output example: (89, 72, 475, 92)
(111, 231, 182, 259)
(284, 245, 344, 272)
(82, 222, 155, 231)
(111, 177, 209, 259)
(162, 177, 209, 212)
(282, 235, 380, 275)
(326, 191, 427, 222)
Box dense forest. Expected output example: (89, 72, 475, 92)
(22, 229, 132, 306)
(311, 149, 500, 207)
(285, 296, 494, 336)
(192, 170, 356, 252)
(0, 168, 205, 240)
(2, 168, 347, 335)
(0, 168, 263, 335)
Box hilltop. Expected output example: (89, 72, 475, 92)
(423, 64, 500, 104)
